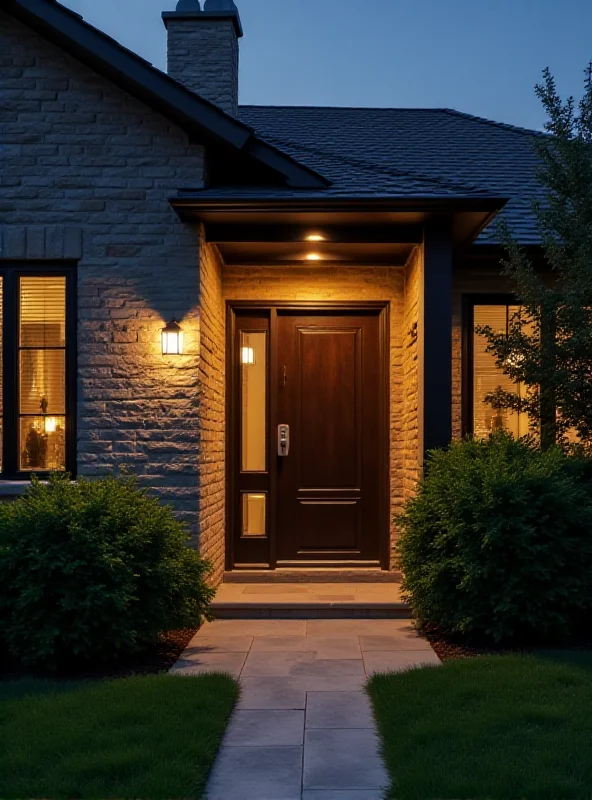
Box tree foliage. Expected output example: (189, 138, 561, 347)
(477, 65, 592, 448)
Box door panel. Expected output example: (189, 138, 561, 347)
(276, 312, 382, 564)
(299, 329, 359, 489)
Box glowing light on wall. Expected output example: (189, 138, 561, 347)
(161, 319, 184, 355)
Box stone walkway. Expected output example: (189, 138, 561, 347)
(171, 618, 440, 800)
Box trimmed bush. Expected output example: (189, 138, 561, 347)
(0, 474, 214, 669)
(397, 433, 592, 643)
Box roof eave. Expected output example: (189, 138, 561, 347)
(170, 194, 508, 213)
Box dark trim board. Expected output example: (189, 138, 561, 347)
(225, 301, 391, 571)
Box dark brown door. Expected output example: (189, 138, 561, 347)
(275, 311, 384, 565)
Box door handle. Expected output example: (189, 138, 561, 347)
(278, 424, 290, 457)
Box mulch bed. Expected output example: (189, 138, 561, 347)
(0, 628, 198, 682)
(423, 623, 592, 662)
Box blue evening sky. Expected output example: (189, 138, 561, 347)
(62, 0, 592, 131)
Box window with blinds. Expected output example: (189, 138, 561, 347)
(473, 304, 529, 438)
(18, 277, 67, 471)
(0, 269, 73, 477)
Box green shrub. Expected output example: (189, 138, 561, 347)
(397, 433, 592, 643)
(0, 474, 214, 669)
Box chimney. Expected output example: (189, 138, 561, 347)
(162, 0, 243, 117)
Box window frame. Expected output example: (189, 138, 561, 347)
(461, 293, 519, 437)
(1, 263, 77, 480)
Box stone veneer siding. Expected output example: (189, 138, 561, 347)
(164, 17, 239, 116)
(223, 262, 416, 567)
(197, 234, 226, 583)
(0, 12, 206, 538)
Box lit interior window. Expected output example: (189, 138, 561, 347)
(19, 277, 66, 471)
(473, 304, 529, 438)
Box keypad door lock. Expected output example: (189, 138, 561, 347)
(278, 424, 290, 457)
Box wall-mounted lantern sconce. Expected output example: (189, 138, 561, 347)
(241, 346, 255, 365)
(162, 319, 184, 355)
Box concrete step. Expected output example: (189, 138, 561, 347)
(211, 602, 411, 619)
(211, 581, 411, 619)
(223, 569, 403, 584)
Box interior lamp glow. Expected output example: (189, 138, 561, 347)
(306, 253, 322, 261)
(306, 233, 325, 242)
(241, 346, 255, 365)
(44, 417, 58, 434)
(162, 319, 183, 355)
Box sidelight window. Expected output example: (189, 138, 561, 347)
(0, 269, 75, 477)
(241, 492, 267, 538)
(240, 330, 267, 472)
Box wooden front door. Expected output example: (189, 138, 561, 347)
(228, 305, 388, 570)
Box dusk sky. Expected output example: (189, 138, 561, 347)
(61, 0, 592, 131)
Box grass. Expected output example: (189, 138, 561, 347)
(368, 652, 592, 800)
(0, 673, 239, 800)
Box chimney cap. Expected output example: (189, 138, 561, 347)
(163, 0, 243, 37)
(174, 0, 201, 9)
(204, 0, 238, 9)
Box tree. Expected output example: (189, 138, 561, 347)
(477, 65, 592, 449)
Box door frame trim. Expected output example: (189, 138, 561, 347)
(225, 300, 391, 571)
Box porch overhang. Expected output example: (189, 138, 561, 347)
(170, 195, 508, 266)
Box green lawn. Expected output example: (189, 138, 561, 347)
(368, 652, 592, 800)
(0, 673, 239, 800)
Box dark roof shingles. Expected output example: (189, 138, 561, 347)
(238, 106, 545, 244)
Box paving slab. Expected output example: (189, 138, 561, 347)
(200, 619, 307, 636)
(206, 745, 303, 800)
(303, 729, 388, 792)
(243, 585, 309, 594)
(305, 637, 362, 659)
(238, 677, 308, 710)
(306, 691, 375, 730)
(362, 649, 441, 675)
(292, 675, 368, 692)
(182, 635, 253, 654)
(250, 635, 311, 652)
(224, 710, 305, 747)
(306, 619, 412, 637)
(359, 631, 432, 651)
(169, 651, 247, 677)
(291, 658, 366, 679)
(250, 636, 362, 659)
(242, 651, 317, 677)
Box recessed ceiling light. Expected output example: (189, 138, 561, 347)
(305, 253, 322, 261)
(305, 233, 325, 242)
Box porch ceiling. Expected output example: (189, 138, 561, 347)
(170, 196, 507, 266)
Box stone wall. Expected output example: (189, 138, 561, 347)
(0, 12, 205, 536)
(223, 263, 409, 568)
(197, 237, 226, 582)
(164, 16, 239, 116)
